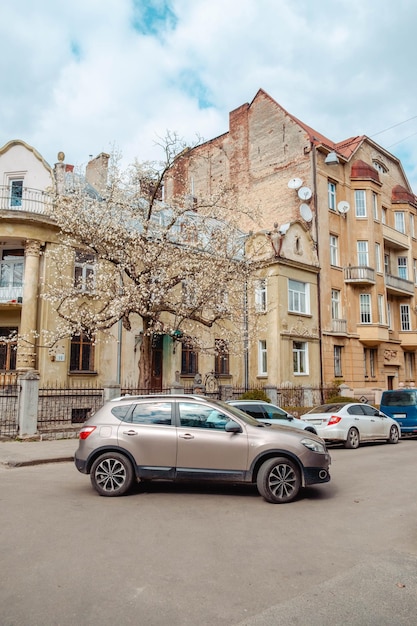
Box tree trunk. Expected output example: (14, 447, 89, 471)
(138, 319, 152, 390)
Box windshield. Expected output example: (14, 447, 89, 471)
(382, 391, 417, 406)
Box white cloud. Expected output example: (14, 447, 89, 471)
(2, 0, 417, 188)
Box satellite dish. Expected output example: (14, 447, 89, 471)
(300, 203, 313, 222)
(279, 223, 291, 235)
(298, 186, 312, 201)
(337, 201, 350, 214)
(288, 177, 303, 190)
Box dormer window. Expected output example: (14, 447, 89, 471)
(372, 160, 387, 174)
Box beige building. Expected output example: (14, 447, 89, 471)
(165, 89, 417, 395)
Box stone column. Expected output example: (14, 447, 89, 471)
(16, 239, 41, 371)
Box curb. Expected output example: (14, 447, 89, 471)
(1, 456, 74, 469)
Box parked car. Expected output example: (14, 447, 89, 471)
(75, 394, 331, 503)
(380, 389, 417, 437)
(301, 402, 400, 448)
(226, 400, 318, 435)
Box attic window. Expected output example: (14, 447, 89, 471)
(372, 160, 387, 174)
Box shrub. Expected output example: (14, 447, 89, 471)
(325, 395, 355, 403)
(238, 389, 271, 402)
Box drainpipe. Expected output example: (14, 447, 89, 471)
(311, 144, 325, 400)
(116, 319, 122, 385)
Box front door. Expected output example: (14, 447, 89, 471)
(151, 334, 163, 390)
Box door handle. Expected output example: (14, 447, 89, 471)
(123, 430, 138, 436)
(179, 433, 194, 439)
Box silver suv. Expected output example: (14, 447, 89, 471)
(74, 395, 331, 504)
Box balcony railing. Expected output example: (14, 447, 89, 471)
(0, 284, 23, 303)
(385, 274, 414, 295)
(0, 186, 53, 215)
(331, 318, 347, 334)
(344, 266, 376, 284)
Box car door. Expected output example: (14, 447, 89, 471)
(117, 400, 177, 478)
(175, 400, 248, 480)
(346, 404, 370, 439)
(361, 404, 387, 438)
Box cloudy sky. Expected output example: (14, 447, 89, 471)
(2, 0, 417, 188)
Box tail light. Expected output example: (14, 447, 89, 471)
(327, 415, 342, 426)
(79, 426, 96, 440)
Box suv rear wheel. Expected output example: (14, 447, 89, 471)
(256, 457, 301, 503)
(90, 452, 134, 497)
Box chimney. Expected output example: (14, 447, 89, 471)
(86, 152, 110, 195)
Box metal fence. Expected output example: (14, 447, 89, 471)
(0, 383, 19, 438)
(37, 385, 104, 435)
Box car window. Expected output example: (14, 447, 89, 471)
(238, 404, 266, 420)
(347, 405, 365, 416)
(361, 405, 379, 416)
(179, 402, 228, 430)
(111, 404, 133, 420)
(263, 405, 288, 419)
(128, 401, 173, 425)
(306, 403, 346, 414)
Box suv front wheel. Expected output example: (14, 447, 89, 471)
(90, 452, 134, 497)
(256, 457, 301, 503)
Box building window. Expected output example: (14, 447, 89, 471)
(360, 294, 371, 324)
(398, 257, 408, 280)
(70, 333, 95, 372)
(375, 243, 381, 273)
(410, 214, 415, 239)
(357, 241, 369, 266)
(364, 348, 377, 378)
(181, 344, 198, 375)
(10, 179, 23, 207)
(405, 352, 415, 380)
(293, 341, 308, 375)
(214, 339, 229, 375)
(377, 294, 385, 324)
(334, 345, 343, 378)
(381, 207, 387, 224)
(0, 327, 17, 370)
(328, 181, 336, 210)
(74, 251, 95, 292)
(331, 289, 340, 319)
(255, 279, 267, 313)
(372, 192, 378, 220)
(330, 235, 339, 266)
(414, 259, 417, 285)
(384, 254, 390, 275)
(288, 279, 309, 314)
(258, 340, 267, 376)
(395, 212, 405, 233)
(400, 304, 411, 331)
(373, 161, 387, 174)
(387, 302, 392, 329)
(354, 190, 366, 217)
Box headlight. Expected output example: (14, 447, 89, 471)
(301, 438, 326, 454)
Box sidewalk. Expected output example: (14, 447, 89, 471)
(0, 438, 78, 468)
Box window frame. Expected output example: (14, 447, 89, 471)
(181, 343, 199, 376)
(334, 345, 343, 378)
(400, 304, 411, 331)
(328, 180, 336, 211)
(288, 279, 310, 314)
(354, 190, 366, 218)
(357, 240, 369, 267)
(69, 333, 95, 373)
(394, 211, 406, 234)
(359, 293, 372, 324)
(254, 278, 267, 313)
(331, 289, 340, 320)
(330, 235, 339, 266)
(74, 250, 96, 293)
(293, 341, 308, 375)
(258, 339, 267, 376)
(214, 339, 230, 376)
(9, 179, 24, 208)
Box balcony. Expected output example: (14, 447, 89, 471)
(344, 266, 376, 285)
(357, 324, 390, 346)
(0, 185, 53, 215)
(331, 318, 347, 334)
(382, 223, 409, 250)
(0, 283, 23, 304)
(385, 274, 414, 296)
(398, 331, 417, 349)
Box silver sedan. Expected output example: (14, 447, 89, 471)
(301, 402, 400, 449)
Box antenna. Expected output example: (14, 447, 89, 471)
(337, 200, 350, 215)
(288, 177, 303, 190)
(300, 203, 313, 222)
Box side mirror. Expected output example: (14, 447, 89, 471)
(225, 420, 242, 433)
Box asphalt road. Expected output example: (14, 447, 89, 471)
(1, 440, 417, 626)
